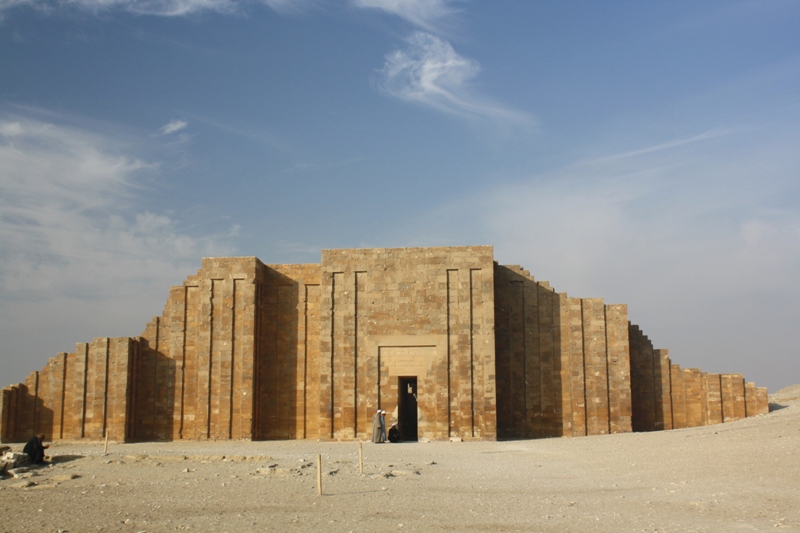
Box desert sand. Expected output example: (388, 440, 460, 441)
(2, 385, 799, 533)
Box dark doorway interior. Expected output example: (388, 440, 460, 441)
(398, 377, 418, 441)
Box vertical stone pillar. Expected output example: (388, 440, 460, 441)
(507, 278, 527, 438)
(567, 296, 586, 437)
(605, 304, 631, 434)
(105, 338, 133, 441)
(670, 364, 686, 429)
(537, 284, 556, 438)
(231, 276, 255, 440)
(705, 374, 723, 425)
(183, 284, 202, 439)
(2, 386, 21, 442)
(82, 339, 108, 439)
(720, 374, 736, 422)
(448, 268, 472, 437)
(0, 389, 8, 443)
(682, 368, 704, 427)
(744, 382, 758, 418)
(731, 375, 746, 421)
(332, 271, 357, 440)
(169, 285, 189, 440)
(473, 267, 495, 439)
(629, 325, 657, 432)
(756, 387, 769, 415)
(655, 349, 672, 430)
(210, 278, 230, 439)
(557, 293, 573, 437)
(304, 283, 322, 440)
(493, 267, 513, 438)
(582, 298, 609, 435)
(153, 315, 172, 441)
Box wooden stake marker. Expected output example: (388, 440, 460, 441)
(316, 453, 322, 495)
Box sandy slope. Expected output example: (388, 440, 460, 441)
(1, 387, 798, 533)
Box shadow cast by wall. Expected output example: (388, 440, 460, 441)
(0, 384, 54, 444)
(127, 341, 176, 442)
(494, 265, 564, 439)
(254, 266, 301, 440)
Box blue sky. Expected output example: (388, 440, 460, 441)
(1, 0, 798, 393)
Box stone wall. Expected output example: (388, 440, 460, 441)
(494, 265, 632, 439)
(129, 257, 261, 441)
(316, 246, 496, 441)
(628, 326, 768, 432)
(1, 338, 136, 443)
(0, 246, 771, 444)
(254, 263, 320, 440)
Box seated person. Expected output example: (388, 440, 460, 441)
(23, 433, 48, 464)
(388, 423, 401, 443)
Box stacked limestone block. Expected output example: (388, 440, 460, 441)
(316, 246, 496, 441)
(130, 257, 261, 441)
(254, 263, 321, 440)
(629, 327, 674, 431)
(0, 338, 136, 443)
(0, 246, 773, 444)
(628, 325, 768, 432)
(494, 266, 632, 439)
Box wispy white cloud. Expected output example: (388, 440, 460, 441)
(0, 0, 318, 16)
(259, 0, 317, 15)
(392, 123, 800, 390)
(377, 31, 532, 126)
(157, 118, 188, 136)
(0, 114, 238, 383)
(0, 0, 238, 16)
(592, 129, 736, 163)
(0, 114, 236, 296)
(352, 0, 458, 33)
(0, 0, 33, 14)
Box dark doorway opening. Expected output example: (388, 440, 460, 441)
(398, 377, 418, 441)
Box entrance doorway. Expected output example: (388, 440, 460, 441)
(398, 377, 418, 441)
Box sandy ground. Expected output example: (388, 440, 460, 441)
(2, 386, 799, 533)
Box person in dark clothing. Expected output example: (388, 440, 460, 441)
(388, 423, 401, 443)
(23, 433, 48, 464)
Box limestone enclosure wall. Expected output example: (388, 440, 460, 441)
(494, 265, 632, 439)
(628, 326, 768, 432)
(129, 257, 260, 442)
(316, 246, 496, 441)
(254, 263, 321, 440)
(1, 338, 136, 443)
(1, 246, 770, 443)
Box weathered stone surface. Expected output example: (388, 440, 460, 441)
(0, 246, 768, 444)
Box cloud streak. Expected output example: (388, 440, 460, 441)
(157, 118, 188, 136)
(352, 0, 458, 33)
(0, 113, 239, 383)
(376, 31, 532, 126)
(391, 121, 800, 391)
(0, 0, 318, 16)
(0, 115, 236, 298)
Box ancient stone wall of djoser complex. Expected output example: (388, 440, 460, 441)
(314, 246, 497, 441)
(494, 265, 632, 439)
(1, 338, 137, 443)
(0, 246, 770, 444)
(129, 257, 261, 442)
(628, 327, 768, 432)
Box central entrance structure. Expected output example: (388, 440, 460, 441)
(398, 377, 418, 441)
